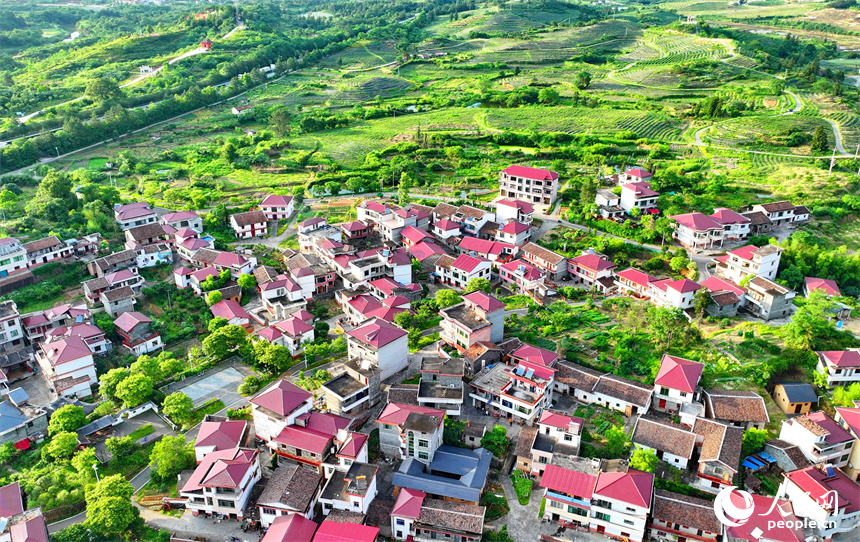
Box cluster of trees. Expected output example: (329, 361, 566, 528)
(777, 231, 860, 296)
(100, 352, 184, 408)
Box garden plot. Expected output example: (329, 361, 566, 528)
(333, 77, 412, 104)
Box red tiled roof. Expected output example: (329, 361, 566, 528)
(0, 482, 24, 517)
(665, 278, 701, 294)
(263, 514, 317, 542)
(710, 207, 750, 225)
(700, 276, 746, 296)
(616, 268, 657, 287)
(805, 277, 840, 296)
(836, 406, 860, 436)
(10, 516, 48, 542)
(670, 212, 722, 231)
(182, 448, 257, 492)
(197, 420, 247, 451)
(458, 236, 512, 256)
(806, 411, 853, 444)
(497, 199, 535, 214)
(570, 253, 616, 272)
(538, 410, 582, 430)
(377, 403, 445, 426)
(451, 254, 488, 273)
(273, 425, 335, 455)
(337, 432, 368, 459)
(210, 300, 249, 321)
(392, 487, 425, 518)
(539, 464, 596, 499)
(261, 195, 293, 207)
(342, 220, 369, 232)
(654, 354, 703, 394)
(255, 327, 283, 342)
(408, 241, 446, 261)
(251, 380, 312, 417)
(593, 469, 653, 508)
(818, 350, 860, 368)
(625, 168, 651, 178)
(725, 494, 803, 542)
(499, 221, 531, 235)
(214, 251, 249, 267)
(620, 182, 658, 198)
(463, 291, 504, 312)
(273, 316, 314, 337)
(726, 244, 763, 261)
(162, 211, 200, 223)
(313, 520, 379, 542)
(401, 226, 432, 244)
(41, 336, 91, 365)
(785, 465, 859, 514)
(433, 218, 460, 231)
(502, 165, 558, 181)
(347, 318, 407, 348)
(113, 311, 151, 333)
(511, 343, 558, 367)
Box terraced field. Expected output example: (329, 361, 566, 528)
(486, 107, 683, 139)
(332, 77, 413, 104)
(610, 34, 731, 87)
(702, 115, 833, 153)
(319, 43, 399, 70)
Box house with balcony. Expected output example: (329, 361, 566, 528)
(195, 419, 249, 463)
(670, 212, 724, 249)
(340, 221, 374, 242)
(340, 293, 409, 326)
(23, 235, 74, 269)
(318, 461, 378, 516)
(700, 275, 746, 318)
(259, 274, 306, 319)
(297, 217, 327, 234)
(298, 224, 343, 254)
(375, 208, 423, 244)
(346, 318, 408, 380)
(161, 211, 203, 233)
(619, 182, 659, 214)
(648, 278, 702, 311)
(257, 462, 323, 528)
(554, 362, 653, 417)
(710, 208, 751, 241)
(392, 445, 492, 505)
(0, 482, 50, 542)
(0, 238, 27, 278)
(595, 189, 624, 221)
(652, 354, 703, 414)
(589, 468, 654, 542)
(647, 490, 723, 542)
(260, 195, 295, 221)
(631, 417, 696, 469)
(457, 236, 516, 263)
(499, 259, 548, 295)
(434, 254, 492, 290)
(180, 448, 261, 520)
(618, 168, 652, 184)
(495, 221, 531, 246)
(615, 268, 657, 297)
(691, 418, 743, 493)
(45, 322, 110, 357)
(780, 464, 860, 539)
(321, 358, 382, 417)
(212, 251, 257, 279)
(439, 291, 505, 352)
(715, 244, 782, 284)
(114, 202, 157, 230)
(496, 199, 534, 224)
(124, 223, 172, 249)
(569, 250, 616, 292)
(82, 269, 143, 306)
(36, 335, 96, 398)
(778, 412, 854, 468)
(376, 402, 444, 462)
(20, 303, 89, 343)
(254, 315, 315, 356)
(113, 311, 162, 355)
(834, 406, 860, 480)
(357, 200, 395, 225)
(745, 276, 795, 321)
(703, 389, 769, 430)
(336, 248, 413, 291)
(285, 253, 336, 298)
(130, 240, 173, 269)
(539, 463, 597, 528)
(520, 242, 568, 282)
(390, 488, 485, 542)
(251, 379, 314, 442)
(87, 249, 138, 278)
(416, 357, 465, 415)
(367, 276, 422, 302)
(816, 349, 860, 388)
(749, 201, 801, 227)
(230, 210, 269, 239)
(469, 360, 555, 425)
(210, 300, 250, 327)
(269, 412, 350, 472)
(499, 165, 559, 206)
(516, 411, 583, 476)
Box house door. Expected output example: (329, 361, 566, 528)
(794, 404, 803, 413)
(658, 399, 666, 409)
(656, 450, 664, 460)
(596, 526, 605, 534)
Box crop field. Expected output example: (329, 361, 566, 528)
(610, 34, 731, 87)
(485, 107, 684, 139)
(701, 115, 833, 155)
(667, 1, 822, 19)
(318, 43, 400, 70)
(332, 77, 413, 104)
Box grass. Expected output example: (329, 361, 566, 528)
(510, 471, 533, 505)
(482, 482, 510, 521)
(189, 399, 225, 426)
(127, 424, 156, 442)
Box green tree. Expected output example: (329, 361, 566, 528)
(629, 446, 658, 472)
(833, 383, 860, 406)
(574, 71, 592, 90)
(435, 290, 462, 309)
(269, 108, 292, 137)
(398, 172, 413, 205)
(71, 447, 99, 480)
(465, 278, 492, 293)
(162, 392, 194, 427)
(105, 435, 135, 460)
(813, 368, 829, 388)
(782, 289, 837, 350)
(48, 405, 86, 435)
(480, 425, 510, 458)
(159, 354, 184, 377)
(443, 417, 465, 446)
(99, 368, 129, 401)
(693, 287, 711, 319)
(149, 435, 195, 483)
(115, 373, 153, 408)
(43, 432, 79, 461)
(205, 290, 222, 306)
(85, 475, 137, 536)
(0, 442, 14, 465)
(85, 77, 123, 102)
(130, 354, 161, 381)
(202, 325, 249, 360)
(208, 316, 229, 332)
(741, 427, 769, 458)
(237, 273, 256, 291)
(811, 125, 828, 152)
(538, 87, 560, 104)
(604, 425, 630, 457)
(0, 190, 18, 212)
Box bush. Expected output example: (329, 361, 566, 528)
(510, 471, 532, 505)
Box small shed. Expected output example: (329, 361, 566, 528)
(200, 39, 212, 50)
(772, 383, 818, 415)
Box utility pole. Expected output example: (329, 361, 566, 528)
(829, 148, 837, 177)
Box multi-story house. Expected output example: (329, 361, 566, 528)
(749, 201, 799, 227)
(337, 248, 413, 290)
(357, 200, 395, 225)
(259, 274, 306, 320)
(780, 464, 860, 538)
(320, 358, 382, 417)
(161, 211, 203, 233)
(297, 217, 327, 234)
(82, 270, 144, 306)
(496, 199, 534, 224)
(255, 315, 315, 356)
(724, 494, 804, 542)
(87, 249, 138, 278)
(269, 412, 350, 471)
(568, 250, 616, 292)
(346, 318, 408, 380)
(710, 207, 751, 241)
(400, 226, 433, 248)
(21, 303, 90, 342)
(45, 322, 110, 356)
(691, 418, 743, 493)
(0, 482, 50, 542)
(36, 335, 96, 397)
(448, 205, 495, 238)
(124, 223, 171, 248)
(373, 207, 430, 244)
(392, 445, 492, 505)
(498, 165, 559, 205)
(194, 419, 249, 462)
(745, 276, 795, 321)
(390, 488, 485, 542)
(130, 241, 173, 269)
(652, 354, 703, 413)
(510, 342, 559, 367)
(595, 189, 624, 221)
(230, 210, 268, 239)
(495, 221, 531, 246)
(517, 411, 583, 475)
(339, 292, 408, 326)
(778, 412, 854, 468)
(499, 259, 547, 295)
(367, 276, 422, 301)
(23, 235, 73, 268)
(100, 285, 137, 317)
(615, 267, 657, 297)
(521, 242, 568, 282)
(816, 350, 860, 388)
(180, 448, 261, 520)
(318, 461, 378, 516)
(250, 379, 314, 442)
(716, 244, 782, 284)
(341, 221, 374, 242)
(0, 238, 28, 277)
(257, 463, 322, 528)
(469, 360, 555, 425)
(648, 490, 723, 542)
(285, 253, 336, 298)
(669, 212, 724, 249)
(210, 300, 250, 327)
(619, 182, 659, 214)
(439, 291, 505, 352)
(648, 278, 702, 310)
(431, 218, 461, 241)
(113, 311, 162, 355)
(834, 406, 860, 480)
(631, 417, 696, 469)
(313, 520, 379, 542)
(457, 236, 516, 263)
(0, 302, 25, 352)
(114, 202, 157, 230)
(434, 254, 492, 290)
(589, 468, 654, 542)
(619, 168, 652, 184)
(260, 195, 295, 221)
(416, 357, 465, 415)
(376, 402, 444, 462)
(703, 389, 769, 430)
(539, 464, 597, 528)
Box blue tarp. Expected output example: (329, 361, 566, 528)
(742, 459, 762, 470)
(759, 452, 778, 463)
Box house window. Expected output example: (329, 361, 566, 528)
(419, 440, 429, 448)
(538, 456, 548, 464)
(396, 519, 405, 526)
(217, 500, 235, 508)
(353, 501, 360, 508)
(419, 452, 429, 460)
(563, 434, 573, 442)
(384, 424, 393, 430)
(344, 460, 353, 466)
(550, 500, 563, 509)
(262, 508, 277, 516)
(623, 519, 634, 525)
(680, 392, 688, 398)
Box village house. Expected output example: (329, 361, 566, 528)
(742, 210, 774, 236)
(256, 315, 315, 356)
(457, 236, 516, 262)
(834, 406, 860, 480)
(320, 358, 382, 417)
(589, 468, 654, 542)
(431, 218, 461, 241)
(160, 211, 203, 233)
(367, 276, 421, 302)
(258, 274, 306, 319)
(615, 268, 657, 297)
(210, 299, 250, 327)
(391, 488, 485, 542)
(647, 489, 723, 542)
(521, 242, 568, 282)
(230, 210, 268, 239)
(22, 236, 73, 268)
(568, 250, 616, 292)
(724, 494, 805, 542)
(499, 165, 559, 205)
(619, 182, 659, 214)
(285, 253, 336, 298)
(318, 461, 378, 516)
(250, 379, 314, 442)
(652, 354, 703, 414)
(338, 292, 408, 326)
(648, 278, 702, 311)
(260, 195, 295, 220)
(816, 349, 860, 388)
(0, 482, 50, 542)
(346, 318, 408, 380)
(21, 303, 90, 343)
(180, 448, 261, 520)
(340, 221, 373, 242)
(0, 238, 28, 278)
(499, 258, 548, 295)
(434, 254, 492, 290)
(670, 212, 724, 249)
(375, 208, 428, 244)
(745, 276, 795, 321)
(764, 439, 815, 474)
(400, 226, 433, 248)
(334, 248, 413, 291)
(703, 389, 769, 430)
(100, 286, 137, 318)
(715, 244, 782, 284)
(392, 445, 492, 505)
(495, 199, 534, 224)
(618, 168, 652, 184)
(710, 207, 751, 241)
(257, 462, 323, 527)
(495, 221, 531, 246)
(778, 412, 854, 468)
(804, 276, 841, 297)
(194, 419, 249, 463)
(469, 360, 555, 425)
(632, 417, 697, 469)
(779, 464, 860, 538)
(87, 249, 138, 277)
(691, 418, 743, 493)
(538, 462, 598, 528)
(36, 335, 97, 398)
(554, 363, 653, 416)
(749, 201, 804, 227)
(113, 311, 161, 355)
(82, 269, 143, 307)
(772, 383, 818, 416)
(700, 275, 745, 318)
(439, 291, 505, 352)
(376, 402, 445, 462)
(416, 357, 465, 415)
(595, 189, 624, 221)
(44, 322, 110, 357)
(516, 411, 583, 476)
(269, 411, 350, 472)
(114, 202, 157, 230)
(124, 223, 172, 249)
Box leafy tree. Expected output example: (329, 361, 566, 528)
(85, 475, 137, 536)
(130, 355, 161, 381)
(149, 435, 195, 483)
(574, 71, 592, 90)
(810, 125, 828, 152)
(162, 392, 194, 427)
(393, 311, 414, 329)
(0, 442, 14, 465)
(202, 325, 249, 360)
(813, 368, 829, 388)
(0, 190, 18, 212)
(741, 428, 769, 458)
(48, 405, 86, 435)
(538, 88, 560, 104)
(629, 446, 658, 472)
(604, 425, 630, 457)
(833, 383, 860, 407)
(255, 342, 295, 373)
(398, 172, 413, 205)
(115, 373, 153, 408)
(465, 278, 492, 293)
(85, 77, 123, 102)
(435, 290, 462, 309)
(208, 317, 229, 332)
(443, 417, 465, 446)
(105, 436, 135, 460)
(98, 368, 128, 401)
(43, 432, 78, 461)
(480, 425, 509, 458)
(237, 273, 256, 291)
(692, 287, 711, 319)
(71, 447, 99, 480)
(159, 354, 184, 377)
(205, 290, 222, 306)
(269, 108, 292, 137)
(782, 289, 838, 350)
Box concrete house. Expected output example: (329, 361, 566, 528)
(615, 268, 657, 297)
(113, 311, 162, 355)
(589, 468, 654, 542)
(816, 350, 860, 388)
(652, 354, 703, 414)
(568, 250, 616, 292)
(749, 201, 800, 227)
(648, 278, 702, 311)
(595, 189, 624, 220)
(439, 291, 505, 352)
(745, 276, 795, 321)
(416, 357, 465, 416)
(37, 336, 97, 398)
(619, 182, 659, 214)
(114, 202, 157, 230)
(260, 195, 295, 221)
(230, 210, 268, 239)
(391, 488, 485, 542)
(834, 406, 860, 480)
(539, 464, 597, 528)
(434, 254, 492, 290)
(670, 212, 724, 249)
(703, 389, 769, 430)
(715, 244, 782, 284)
(376, 402, 444, 463)
(495, 199, 534, 224)
(554, 362, 653, 417)
(779, 464, 860, 539)
(631, 417, 696, 469)
(772, 383, 818, 415)
(346, 318, 408, 381)
(520, 242, 568, 282)
(691, 418, 743, 493)
(179, 448, 261, 520)
(257, 462, 322, 528)
(0, 238, 27, 278)
(647, 490, 723, 542)
(161, 211, 203, 233)
(710, 207, 751, 241)
(778, 412, 854, 468)
(318, 461, 378, 516)
(516, 411, 583, 476)
(269, 412, 350, 472)
(392, 445, 492, 505)
(250, 380, 314, 442)
(499, 165, 559, 206)
(194, 419, 249, 463)
(469, 360, 555, 425)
